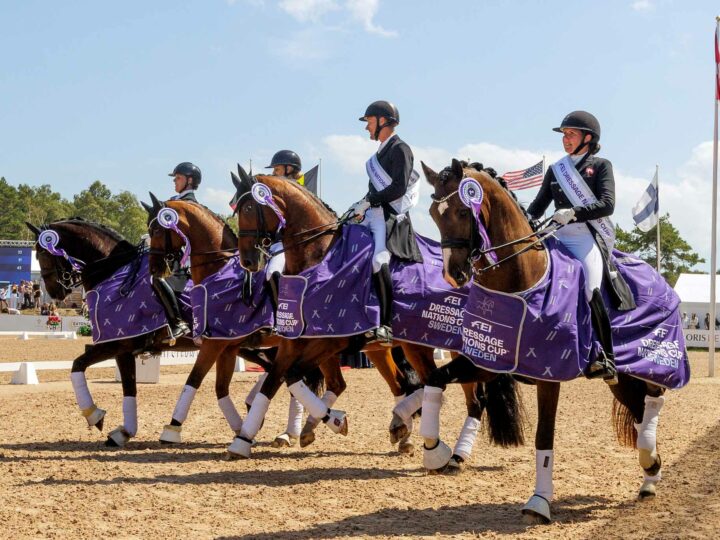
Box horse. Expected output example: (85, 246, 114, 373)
(229, 165, 524, 464)
(144, 195, 421, 452)
(422, 158, 671, 523)
(26, 218, 202, 447)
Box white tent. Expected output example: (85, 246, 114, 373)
(674, 273, 720, 329)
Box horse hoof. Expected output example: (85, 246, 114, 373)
(84, 406, 106, 431)
(159, 424, 182, 444)
(227, 436, 252, 459)
(389, 413, 408, 444)
(271, 433, 298, 448)
(299, 431, 316, 448)
(444, 455, 464, 475)
(324, 410, 348, 436)
(638, 481, 657, 500)
(521, 495, 551, 524)
(423, 439, 452, 472)
(398, 440, 414, 455)
(106, 427, 131, 448)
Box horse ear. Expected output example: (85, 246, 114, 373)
(141, 201, 153, 214)
(231, 171, 242, 192)
(25, 222, 41, 238)
(237, 163, 252, 184)
(451, 158, 464, 180)
(421, 161, 438, 186)
(149, 192, 162, 210)
(235, 164, 254, 193)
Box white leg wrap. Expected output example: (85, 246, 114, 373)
(288, 381, 330, 420)
(534, 450, 554, 501)
(452, 416, 481, 461)
(122, 396, 138, 437)
(240, 393, 270, 440)
(171, 385, 197, 423)
(285, 396, 304, 437)
(70, 371, 94, 410)
(419, 386, 443, 440)
(218, 396, 244, 433)
(393, 388, 423, 422)
(635, 395, 664, 451)
(245, 373, 268, 408)
(307, 391, 338, 424)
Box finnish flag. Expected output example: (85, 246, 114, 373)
(632, 170, 659, 232)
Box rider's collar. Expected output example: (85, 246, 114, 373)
(569, 152, 588, 165)
(171, 189, 195, 200)
(377, 133, 397, 153)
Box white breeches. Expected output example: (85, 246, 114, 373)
(359, 206, 390, 272)
(265, 242, 285, 280)
(554, 223, 603, 301)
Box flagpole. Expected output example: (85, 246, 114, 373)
(710, 16, 720, 378)
(655, 165, 661, 273)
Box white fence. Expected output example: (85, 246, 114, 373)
(0, 314, 88, 332)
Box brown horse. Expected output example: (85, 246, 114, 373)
(26, 219, 201, 447)
(145, 196, 420, 451)
(228, 166, 524, 463)
(423, 159, 666, 523)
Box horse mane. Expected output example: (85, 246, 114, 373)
(49, 217, 133, 245)
(182, 201, 239, 244)
(440, 160, 531, 221)
(264, 175, 338, 218)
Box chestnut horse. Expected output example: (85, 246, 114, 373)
(423, 159, 666, 523)
(145, 196, 420, 452)
(228, 166, 524, 464)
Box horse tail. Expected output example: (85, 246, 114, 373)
(305, 366, 326, 397)
(484, 374, 526, 447)
(611, 373, 646, 448)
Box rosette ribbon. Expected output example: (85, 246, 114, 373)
(156, 207, 192, 267)
(38, 229, 86, 271)
(458, 177, 498, 264)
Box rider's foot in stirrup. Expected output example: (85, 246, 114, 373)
(164, 321, 190, 343)
(586, 354, 618, 385)
(375, 325, 393, 347)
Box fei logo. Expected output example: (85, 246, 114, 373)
(470, 320, 492, 333)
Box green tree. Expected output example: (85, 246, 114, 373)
(72, 181, 147, 242)
(16, 184, 73, 240)
(615, 213, 704, 286)
(112, 191, 147, 242)
(0, 177, 24, 239)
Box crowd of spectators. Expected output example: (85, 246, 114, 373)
(0, 280, 42, 314)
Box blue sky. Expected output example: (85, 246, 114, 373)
(1, 1, 718, 266)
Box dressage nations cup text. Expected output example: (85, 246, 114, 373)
(276, 302, 299, 331)
(637, 338, 682, 368)
(462, 322, 509, 362)
(420, 296, 463, 335)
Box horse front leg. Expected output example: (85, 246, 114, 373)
(297, 355, 347, 448)
(521, 380, 560, 525)
(215, 344, 245, 438)
(106, 352, 137, 448)
(159, 341, 222, 444)
(70, 341, 126, 432)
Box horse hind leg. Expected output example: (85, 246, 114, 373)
(215, 346, 245, 438)
(635, 385, 666, 500)
(299, 358, 346, 447)
(445, 382, 483, 475)
(70, 341, 122, 432)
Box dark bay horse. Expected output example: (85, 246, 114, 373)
(229, 166, 524, 463)
(26, 219, 202, 447)
(145, 196, 422, 452)
(423, 159, 667, 523)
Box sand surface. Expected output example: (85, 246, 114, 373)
(0, 345, 718, 539)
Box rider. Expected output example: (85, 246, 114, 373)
(527, 111, 618, 384)
(352, 100, 422, 346)
(265, 150, 304, 283)
(151, 162, 200, 342)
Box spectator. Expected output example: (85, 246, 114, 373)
(8, 284, 18, 310)
(681, 312, 689, 329)
(33, 282, 41, 310)
(22, 281, 32, 309)
(690, 313, 700, 330)
(40, 303, 50, 316)
(706, 313, 711, 331)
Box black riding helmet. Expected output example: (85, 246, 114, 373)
(168, 162, 202, 188)
(359, 100, 400, 140)
(266, 150, 302, 172)
(553, 111, 601, 155)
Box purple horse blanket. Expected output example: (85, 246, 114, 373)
(275, 225, 470, 349)
(461, 237, 689, 389)
(86, 253, 192, 344)
(190, 257, 274, 339)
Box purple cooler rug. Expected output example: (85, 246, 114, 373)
(190, 257, 274, 340)
(460, 237, 689, 389)
(86, 253, 192, 344)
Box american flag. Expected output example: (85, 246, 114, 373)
(501, 160, 544, 190)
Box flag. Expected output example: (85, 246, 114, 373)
(300, 164, 319, 195)
(501, 160, 544, 190)
(715, 23, 720, 100)
(632, 170, 659, 232)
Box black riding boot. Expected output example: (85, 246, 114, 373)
(372, 264, 394, 347)
(151, 277, 190, 343)
(267, 271, 281, 312)
(586, 288, 618, 385)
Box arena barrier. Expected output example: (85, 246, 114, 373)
(2, 351, 247, 385)
(0, 331, 77, 340)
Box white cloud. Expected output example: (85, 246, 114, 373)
(279, 0, 339, 22)
(203, 186, 236, 215)
(631, 0, 654, 12)
(345, 0, 397, 37)
(270, 28, 334, 61)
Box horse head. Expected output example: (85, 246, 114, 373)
(145, 194, 189, 279)
(424, 158, 496, 288)
(232, 164, 285, 272)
